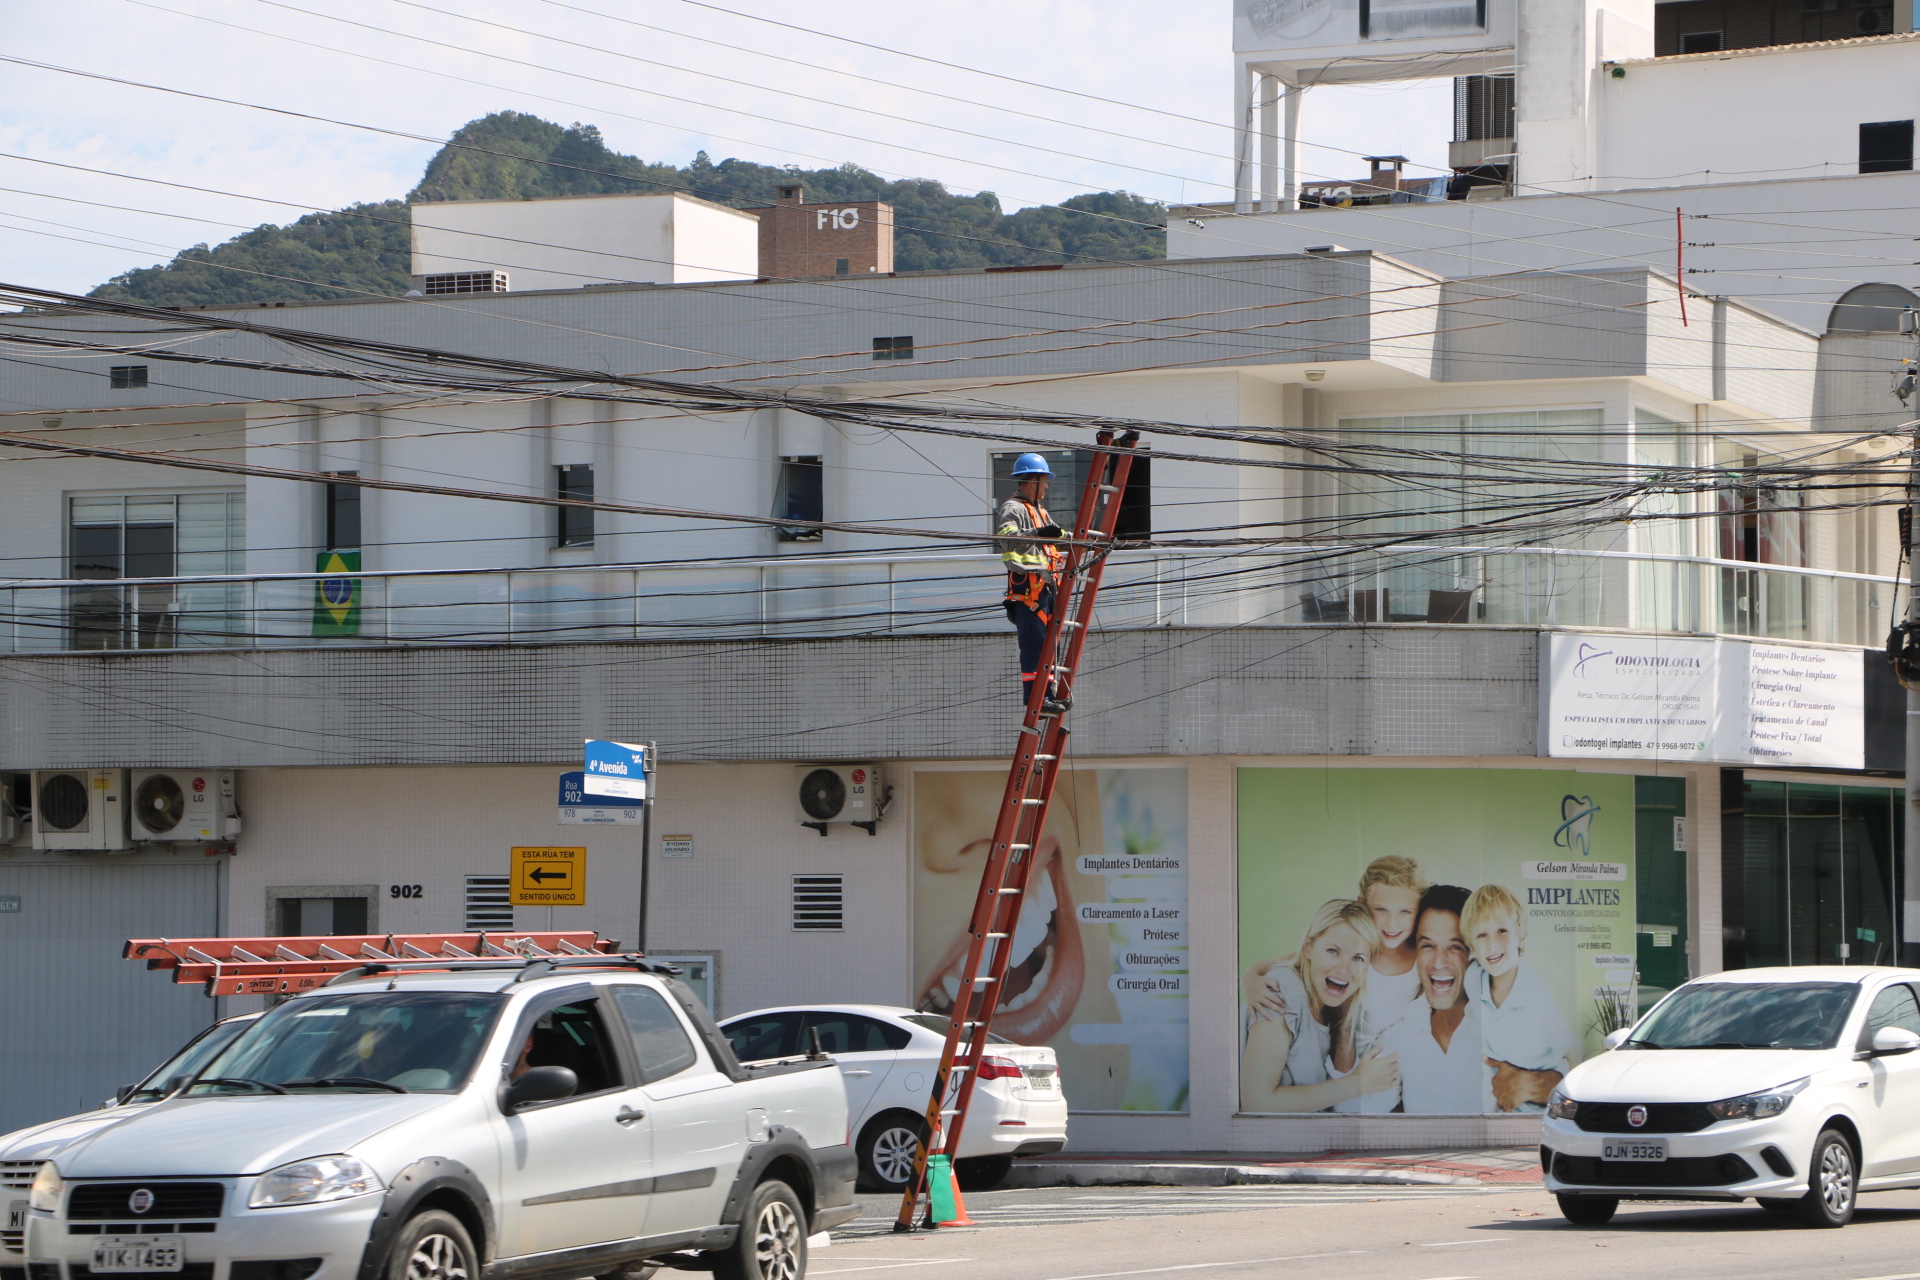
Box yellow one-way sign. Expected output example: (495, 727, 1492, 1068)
(511, 846, 587, 906)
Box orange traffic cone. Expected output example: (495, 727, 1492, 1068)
(935, 1170, 978, 1227)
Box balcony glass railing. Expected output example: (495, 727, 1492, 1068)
(0, 546, 1898, 654)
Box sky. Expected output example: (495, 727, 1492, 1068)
(0, 0, 1454, 295)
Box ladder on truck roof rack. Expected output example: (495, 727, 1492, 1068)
(895, 428, 1143, 1232)
(125, 931, 620, 997)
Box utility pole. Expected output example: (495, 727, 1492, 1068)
(1899, 310, 1920, 965)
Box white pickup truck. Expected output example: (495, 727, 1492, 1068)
(22, 958, 856, 1280)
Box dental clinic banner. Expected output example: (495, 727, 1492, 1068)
(1541, 632, 1864, 769)
(1236, 768, 1635, 1116)
(914, 768, 1189, 1113)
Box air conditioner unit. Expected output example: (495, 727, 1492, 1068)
(795, 764, 885, 834)
(130, 769, 241, 843)
(31, 769, 130, 852)
(0, 779, 18, 846)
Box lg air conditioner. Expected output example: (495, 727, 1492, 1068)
(795, 764, 885, 834)
(130, 769, 241, 843)
(31, 769, 130, 851)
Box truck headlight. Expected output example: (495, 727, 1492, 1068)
(1545, 1089, 1578, 1120)
(248, 1156, 384, 1208)
(28, 1163, 62, 1212)
(1706, 1076, 1809, 1122)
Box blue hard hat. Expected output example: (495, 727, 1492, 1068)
(1011, 453, 1052, 478)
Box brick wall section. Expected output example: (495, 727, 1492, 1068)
(748, 187, 894, 279)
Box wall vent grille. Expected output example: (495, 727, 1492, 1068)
(792, 875, 844, 931)
(465, 875, 513, 930)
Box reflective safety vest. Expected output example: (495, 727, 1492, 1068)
(997, 496, 1065, 609)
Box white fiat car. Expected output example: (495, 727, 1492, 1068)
(1543, 966, 1920, 1228)
(720, 1005, 1067, 1192)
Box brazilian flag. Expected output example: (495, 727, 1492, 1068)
(313, 550, 361, 636)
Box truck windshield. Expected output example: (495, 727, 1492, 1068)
(1628, 981, 1858, 1050)
(124, 1016, 256, 1103)
(190, 991, 507, 1094)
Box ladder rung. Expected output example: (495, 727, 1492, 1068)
(972, 977, 994, 985)
(997, 888, 1022, 894)
(985, 932, 1009, 938)
(1060, 619, 1083, 628)
(1010, 843, 1031, 850)
(1099, 484, 1119, 492)
(1032, 755, 1056, 762)
(1021, 799, 1043, 806)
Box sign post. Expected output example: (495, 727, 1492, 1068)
(581, 740, 656, 954)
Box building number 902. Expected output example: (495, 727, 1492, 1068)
(389, 884, 423, 899)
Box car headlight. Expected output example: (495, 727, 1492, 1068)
(1706, 1076, 1809, 1122)
(28, 1163, 62, 1212)
(1545, 1088, 1579, 1121)
(248, 1156, 384, 1208)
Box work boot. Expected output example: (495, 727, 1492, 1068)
(1040, 697, 1069, 717)
(1046, 684, 1073, 711)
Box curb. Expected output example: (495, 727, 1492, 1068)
(1003, 1161, 1483, 1188)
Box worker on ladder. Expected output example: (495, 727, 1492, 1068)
(997, 453, 1068, 715)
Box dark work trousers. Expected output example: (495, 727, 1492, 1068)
(1006, 584, 1055, 702)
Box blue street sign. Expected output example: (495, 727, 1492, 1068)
(558, 772, 644, 826)
(583, 740, 649, 800)
(560, 771, 644, 808)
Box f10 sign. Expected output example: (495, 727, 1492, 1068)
(583, 739, 648, 801)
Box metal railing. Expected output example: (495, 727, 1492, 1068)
(0, 545, 1900, 654)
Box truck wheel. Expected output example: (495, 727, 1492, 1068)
(955, 1156, 1013, 1192)
(857, 1113, 928, 1192)
(713, 1180, 806, 1280)
(1556, 1194, 1617, 1226)
(1793, 1130, 1857, 1228)
(387, 1210, 478, 1280)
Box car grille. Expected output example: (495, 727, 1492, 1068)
(67, 1185, 224, 1222)
(1551, 1152, 1757, 1187)
(1573, 1103, 1717, 1134)
(0, 1165, 39, 1193)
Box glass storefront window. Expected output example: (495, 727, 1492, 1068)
(1741, 780, 1900, 968)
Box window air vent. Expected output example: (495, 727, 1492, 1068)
(420, 271, 509, 295)
(465, 875, 513, 930)
(792, 875, 844, 931)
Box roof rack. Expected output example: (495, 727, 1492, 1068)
(123, 932, 642, 997)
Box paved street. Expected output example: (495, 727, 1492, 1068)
(821, 1185, 1920, 1280)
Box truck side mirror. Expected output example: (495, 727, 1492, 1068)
(505, 1065, 579, 1111)
(1603, 1028, 1631, 1050)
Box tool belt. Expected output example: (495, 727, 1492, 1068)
(1004, 573, 1053, 624)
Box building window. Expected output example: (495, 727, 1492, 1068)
(835, 258, 850, 276)
(872, 335, 914, 361)
(556, 463, 594, 547)
(68, 492, 245, 650)
(109, 366, 148, 390)
(267, 884, 378, 937)
(1677, 29, 1723, 52)
(464, 875, 513, 930)
(1860, 120, 1914, 173)
(324, 472, 361, 551)
(419, 271, 508, 295)
(991, 449, 1151, 543)
(774, 455, 823, 541)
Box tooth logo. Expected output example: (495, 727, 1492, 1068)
(1627, 1106, 1648, 1128)
(1573, 642, 1614, 677)
(1554, 794, 1601, 857)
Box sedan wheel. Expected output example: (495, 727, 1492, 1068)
(1794, 1129, 1857, 1228)
(859, 1114, 928, 1191)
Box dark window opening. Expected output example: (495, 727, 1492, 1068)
(1861, 120, 1914, 173)
(835, 258, 850, 276)
(872, 335, 914, 361)
(109, 366, 148, 390)
(991, 450, 1151, 543)
(277, 896, 370, 936)
(556, 463, 594, 547)
(1679, 29, 1724, 50)
(324, 472, 361, 551)
(774, 455, 824, 541)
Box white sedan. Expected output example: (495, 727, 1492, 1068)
(720, 1003, 1067, 1191)
(1544, 965, 1920, 1228)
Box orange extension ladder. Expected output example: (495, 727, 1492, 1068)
(125, 931, 620, 996)
(894, 428, 1143, 1231)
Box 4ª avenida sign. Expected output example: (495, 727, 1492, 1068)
(582, 739, 649, 800)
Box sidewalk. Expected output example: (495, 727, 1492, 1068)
(1006, 1147, 1544, 1188)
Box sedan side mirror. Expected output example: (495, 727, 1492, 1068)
(1871, 1026, 1920, 1056)
(505, 1065, 579, 1111)
(1603, 1028, 1631, 1050)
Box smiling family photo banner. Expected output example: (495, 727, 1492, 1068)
(1237, 768, 1637, 1116)
(914, 767, 1190, 1113)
